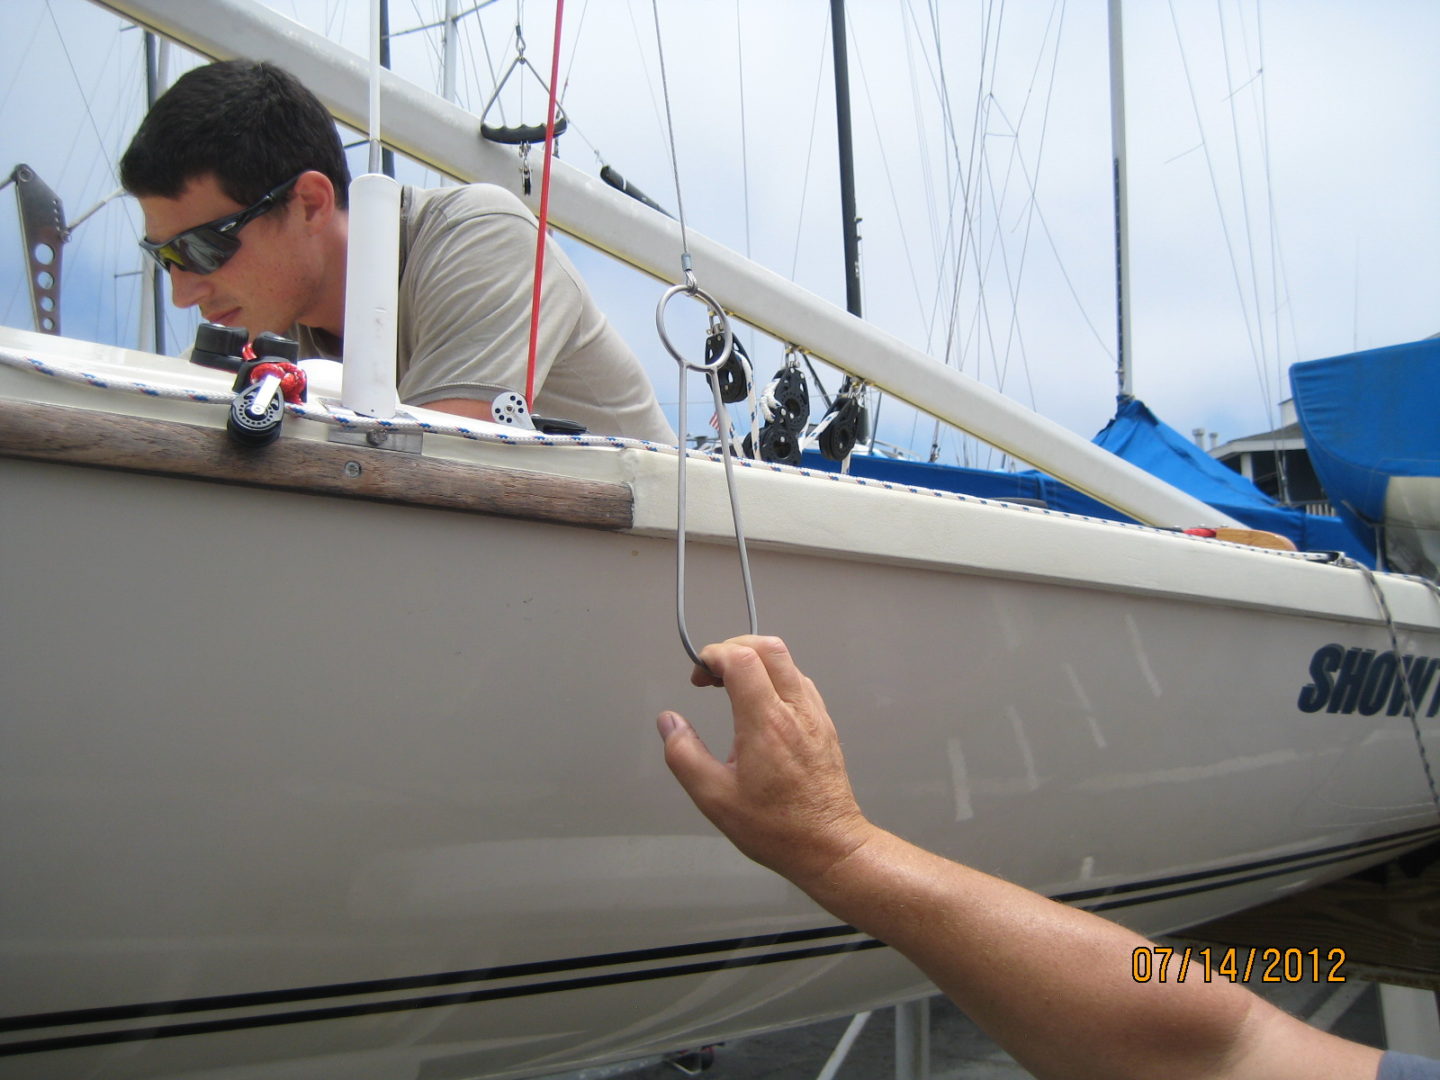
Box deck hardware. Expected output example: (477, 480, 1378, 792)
(190, 322, 249, 374)
(750, 364, 808, 466)
(328, 428, 424, 455)
(708, 329, 750, 404)
(491, 390, 536, 429)
(6, 164, 67, 335)
(815, 391, 870, 462)
(478, 21, 569, 196)
(227, 374, 285, 446)
(657, 281, 758, 668)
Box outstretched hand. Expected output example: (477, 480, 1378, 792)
(657, 636, 876, 890)
(657, 648, 1391, 1080)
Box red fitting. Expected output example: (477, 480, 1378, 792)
(249, 361, 308, 404)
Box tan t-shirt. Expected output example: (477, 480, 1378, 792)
(297, 184, 674, 442)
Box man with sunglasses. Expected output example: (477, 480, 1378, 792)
(120, 60, 674, 442)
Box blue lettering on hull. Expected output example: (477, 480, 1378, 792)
(1298, 644, 1440, 716)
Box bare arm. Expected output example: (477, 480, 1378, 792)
(658, 636, 1382, 1080)
(418, 397, 494, 421)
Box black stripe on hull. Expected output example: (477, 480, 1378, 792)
(0, 923, 862, 1034)
(0, 938, 886, 1057)
(3, 824, 1434, 1057)
(1059, 823, 1438, 912)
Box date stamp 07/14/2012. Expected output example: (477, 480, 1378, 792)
(1132, 946, 1348, 984)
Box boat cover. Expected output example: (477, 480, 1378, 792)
(802, 396, 1371, 562)
(1090, 397, 1371, 560)
(1290, 338, 1440, 574)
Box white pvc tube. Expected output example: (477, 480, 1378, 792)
(340, 172, 401, 418)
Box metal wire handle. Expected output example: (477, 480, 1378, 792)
(657, 282, 758, 670)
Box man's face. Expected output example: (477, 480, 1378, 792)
(138, 173, 319, 340)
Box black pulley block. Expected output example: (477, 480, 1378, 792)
(756, 422, 801, 467)
(818, 397, 869, 461)
(227, 377, 285, 447)
(766, 368, 809, 432)
(706, 331, 751, 404)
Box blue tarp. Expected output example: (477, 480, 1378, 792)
(1090, 397, 1372, 560)
(1290, 338, 1440, 542)
(797, 448, 1118, 518)
(800, 396, 1371, 562)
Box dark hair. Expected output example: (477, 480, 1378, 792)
(121, 60, 351, 210)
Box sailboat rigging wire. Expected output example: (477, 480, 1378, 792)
(787, 20, 833, 283)
(1166, 0, 1266, 412)
(1253, 3, 1290, 399)
(936, 0, 988, 378)
(649, 0, 757, 667)
(845, 7, 928, 337)
(988, 0, 1066, 409)
(559, 0, 590, 98)
(1245, 0, 1298, 501)
(623, 2, 668, 164)
(1355, 564, 1440, 820)
(386, 2, 501, 40)
(1215, 0, 1274, 430)
(45, 0, 122, 186)
(930, 0, 1011, 469)
(367, 0, 383, 174)
(734, 0, 752, 265)
(973, 101, 1035, 407)
(522, 0, 565, 407)
(647, 0, 691, 275)
(472, 8, 505, 117)
(0, 8, 46, 120)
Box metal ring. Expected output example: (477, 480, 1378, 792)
(656, 281, 733, 375)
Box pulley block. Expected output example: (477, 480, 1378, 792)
(227, 375, 286, 447)
(818, 396, 869, 461)
(491, 390, 535, 428)
(707, 331, 750, 404)
(743, 422, 802, 467)
(764, 367, 809, 432)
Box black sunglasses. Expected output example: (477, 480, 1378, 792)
(140, 174, 302, 275)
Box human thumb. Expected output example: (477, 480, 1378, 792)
(656, 711, 726, 801)
(656, 710, 690, 743)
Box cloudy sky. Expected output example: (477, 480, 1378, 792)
(2, 0, 1436, 467)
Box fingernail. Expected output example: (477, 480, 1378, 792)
(657, 711, 683, 740)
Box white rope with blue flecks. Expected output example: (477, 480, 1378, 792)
(0, 346, 1366, 563)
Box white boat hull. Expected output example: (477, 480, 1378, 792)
(2, 333, 1438, 1078)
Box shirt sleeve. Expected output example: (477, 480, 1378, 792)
(1378, 1052, 1440, 1079)
(395, 191, 585, 407)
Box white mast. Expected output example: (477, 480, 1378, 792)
(442, 0, 459, 103)
(1108, 0, 1134, 401)
(139, 32, 170, 355)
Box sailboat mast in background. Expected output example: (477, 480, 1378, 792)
(829, 0, 861, 320)
(141, 31, 167, 356)
(1108, 0, 1133, 402)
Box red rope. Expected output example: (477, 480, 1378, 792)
(524, 0, 566, 408)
